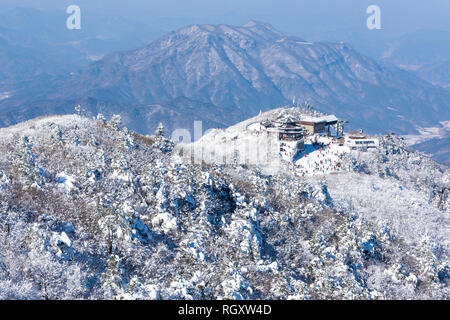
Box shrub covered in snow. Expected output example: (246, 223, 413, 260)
(0, 115, 448, 300)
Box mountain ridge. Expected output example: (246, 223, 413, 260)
(0, 113, 448, 299)
(1, 21, 449, 147)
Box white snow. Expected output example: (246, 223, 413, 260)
(0, 115, 92, 144)
(326, 172, 450, 257)
(0, 92, 10, 101)
(403, 121, 450, 146)
(300, 114, 338, 123)
(151, 212, 178, 233)
(294, 135, 349, 176)
(56, 172, 76, 192)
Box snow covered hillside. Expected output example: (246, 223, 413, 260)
(0, 113, 448, 299)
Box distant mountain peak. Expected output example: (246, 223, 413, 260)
(243, 20, 276, 30)
(179, 23, 214, 34)
(173, 20, 285, 42)
(242, 20, 284, 38)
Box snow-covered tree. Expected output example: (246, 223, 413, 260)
(155, 122, 164, 137)
(13, 136, 46, 188)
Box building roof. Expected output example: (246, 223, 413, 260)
(274, 114, 299, 124)
(260, 120, 273, 128)
(299, 114, 338, 125)
(347, 131, 369, 139)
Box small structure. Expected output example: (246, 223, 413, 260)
(298, 114, 339, 135)
(266, 115, 305, 141)
(247, 115, 305, 152)
(75, 104, 82, 116)
(345, 130, 379, 149)
(249, 115, 305, 142)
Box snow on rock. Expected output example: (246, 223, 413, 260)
(51, 231, 73, 258)
(55, 173, 76, 192)
(151, 211, 178, 233)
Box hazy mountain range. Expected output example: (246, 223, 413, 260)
(0, 7, 160, 63)
(0, 9, 449, 164)
(412, 136, 450, 167)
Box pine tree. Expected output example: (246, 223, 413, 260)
(14, 136, 46, 188)
(110, 115, 122, 130)
(96, 113, 106, 122)
(155, 122, 164, 137)
(101, 254, 125, 299)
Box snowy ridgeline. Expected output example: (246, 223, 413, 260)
(0, 113, 448, 300)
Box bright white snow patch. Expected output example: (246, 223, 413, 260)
(0, 92, 10, 101)
(56, 173, 76, 192)
(294, 135, 350, 176)
(151, 212, 178, 233)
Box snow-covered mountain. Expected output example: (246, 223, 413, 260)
(1, 21, 450, 138)
(415, 61, 450, 89)
(0, 112, 448, 299)
(412, 135, 450, 167)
